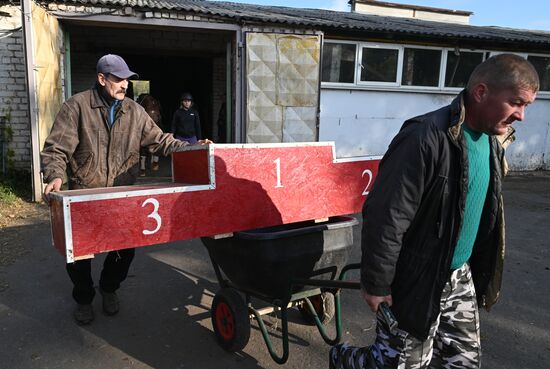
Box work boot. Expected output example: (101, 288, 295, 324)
(100, 288, 119, 316)
(152, 162, 159, 171)
(74, 304, 94, 325)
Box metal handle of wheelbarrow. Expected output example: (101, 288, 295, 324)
(293, 261, 398, 335)
(292, 278, 397, 328)
(291, 261, 361, 290)
(292, 278, 362, 290)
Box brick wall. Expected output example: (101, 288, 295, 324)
(0, 5, 30, 172)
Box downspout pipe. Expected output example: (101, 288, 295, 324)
(21, 0, 42, 202)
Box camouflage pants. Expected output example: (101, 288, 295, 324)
(330, 263, 480, 369)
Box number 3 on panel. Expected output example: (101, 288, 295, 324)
(362, 169, 373, 196)
(142, 198, 162, 235)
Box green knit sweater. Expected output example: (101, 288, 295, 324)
(451, 125, 490, 269)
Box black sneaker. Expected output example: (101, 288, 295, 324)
(100, 288, 119, 315)
(74, 304, 94, 325)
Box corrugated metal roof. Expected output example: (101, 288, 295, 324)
(45, 0, 550, 47)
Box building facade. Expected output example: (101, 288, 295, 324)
(1, 0, 550, 200)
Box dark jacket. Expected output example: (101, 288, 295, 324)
(360, 91, 510, 340)
(41, 86, 189, 189)
(172, 107, 201, 139)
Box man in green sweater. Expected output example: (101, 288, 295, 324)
(331, 54, 539, 368)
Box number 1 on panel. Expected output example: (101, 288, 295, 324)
(274, 158, 283, 188)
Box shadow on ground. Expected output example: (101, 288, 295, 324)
(0, 172, 549, 368)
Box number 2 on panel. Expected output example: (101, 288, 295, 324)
(362, 169, 373, 196)
(142, 198, 162, 235)
(274, 158, 283, 188)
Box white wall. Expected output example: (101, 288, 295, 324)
(319, 88, 550, 171)
(507, 99, 550, 170)
(354, 4, 470, 24)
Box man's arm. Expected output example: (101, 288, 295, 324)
(41, 102, 80, 201)
(362, 288, 393, 312)
(142, 112, 212, 155)
(360, 122, 437, 304)
(143, 113, 188, 155)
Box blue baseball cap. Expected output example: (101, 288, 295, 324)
(96, 54, 138, 79)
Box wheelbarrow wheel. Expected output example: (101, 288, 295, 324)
(298, 292, 335, 325)
(211, 288, 250, 352)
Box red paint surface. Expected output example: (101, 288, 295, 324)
(172, 149, 210, 184)
(50, 199, 66, 256)
(51, 144, 379, 259)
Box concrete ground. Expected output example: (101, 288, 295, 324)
(0, 171, 549, 369)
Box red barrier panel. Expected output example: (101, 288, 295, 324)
(48, 143, 380, 262)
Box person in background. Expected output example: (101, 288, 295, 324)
(330, 53, 539, 368)
(41, 54, 211, 325)
(137, 93, 163, 176)
(171, 92, 202, 144)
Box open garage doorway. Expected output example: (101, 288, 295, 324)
(65, 23, 235, 143)
(62, 22, 235, 179)
(126, 55, 214, 139)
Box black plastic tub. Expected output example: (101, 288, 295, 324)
(201, 216, 358, 301)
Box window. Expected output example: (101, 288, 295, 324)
(445, 51, 484, 88)
(402, 48, 441, 87)
(360, 47, 399, 83)
(528, 55, 550, 91)
(321, 39, 550, 97)
(130, 80, 150, 100)
(322, 43, 356, 83)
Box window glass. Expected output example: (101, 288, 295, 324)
(360, 47, 399, 83)
(130, 80, 150, 101)
(527, 55, 550, 91)
(445, 51, 484, 88)
(322, 43, 356, 83)
(402, 48, 441, 87)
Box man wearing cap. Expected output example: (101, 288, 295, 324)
(41, 54, 211, 325)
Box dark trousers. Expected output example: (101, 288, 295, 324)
(175, 135, 198, 144)
(66, 248, 135, 304)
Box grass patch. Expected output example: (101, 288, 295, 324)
(0, 170, 32, 204)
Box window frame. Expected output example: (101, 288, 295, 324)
(441, 48, 486, 92)
(320, 39, 550, 99)
(527, 52, 550, 95)
(321, 40, 359, 87)
(399, 44, 444, 91)
(356, 43, 403, 87)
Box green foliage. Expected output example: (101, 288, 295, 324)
(0, 102, 29, 202)
(0, 170, 32, 204)
(1, 104, 16, 173)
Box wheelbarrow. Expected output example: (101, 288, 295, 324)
(201, 215, 366, 364)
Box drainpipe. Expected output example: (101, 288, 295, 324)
(21, 0, 43, 202)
